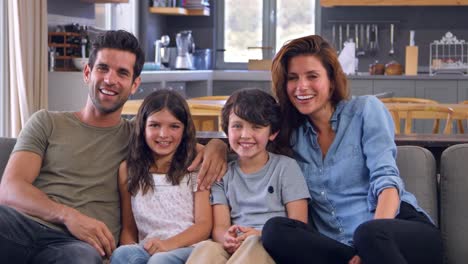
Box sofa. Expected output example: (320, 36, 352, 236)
(0, 137, 466, 263)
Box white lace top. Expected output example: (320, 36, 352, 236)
(131, 172, 197, 245)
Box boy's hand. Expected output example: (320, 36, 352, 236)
(223, 225, 242, 254)
(144, 238, 172, 255)
(236, 226, 261, 242)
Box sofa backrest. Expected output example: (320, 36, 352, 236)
(396, 145, 438, 226)
(440, 143, 468, 264)
(0, 137, 16, 182)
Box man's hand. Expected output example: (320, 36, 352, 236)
(223, 225, 242, 254)
(144, 238, 173, 255)
(188, 139, 228, 190)
(63, 208, 115, 257)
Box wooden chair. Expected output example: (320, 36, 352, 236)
(456, 100, 468, 134)
(381, 97, 443, 133)
(189, 96, 229, 101)
(380, 97, 439, 104)
(385, 104, 454, 135)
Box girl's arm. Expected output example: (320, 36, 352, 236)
(374, 187, 399, 219)
(118, 161, 138, 245)
(159, 189, 213, 250)
(285, 199, 308, 224)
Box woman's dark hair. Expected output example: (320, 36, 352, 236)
(271, 35, 350, 149)
(221, 88, 283, 154)
(126, 90, 197, 195)
(88, 30, 145, 82)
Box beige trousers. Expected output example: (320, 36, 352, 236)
(186, 235, 275, 264)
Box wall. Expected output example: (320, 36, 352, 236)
(48, 0, 94, 19)
(321, 6, 468, 73)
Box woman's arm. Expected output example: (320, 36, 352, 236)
(157, 190, 213, 250)
(118, 161, 138, 245)
(285, 199, 309, 224)
(188, 139, 228, 190)
(374, 187, 399, 219)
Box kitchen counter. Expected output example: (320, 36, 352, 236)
(48, 70, 468, 112)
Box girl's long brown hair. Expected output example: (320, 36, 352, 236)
(126, 90, 197, 195)
(271, 35, 350, 150)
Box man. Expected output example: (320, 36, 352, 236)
(0, 30, 226, 263)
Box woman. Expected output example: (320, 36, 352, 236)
(260, 35, 443, 264)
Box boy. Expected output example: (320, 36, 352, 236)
(187, 88, 310, 264)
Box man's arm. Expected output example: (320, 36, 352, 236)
(0, 151, 115, 257)
(188, 139, 228, 190)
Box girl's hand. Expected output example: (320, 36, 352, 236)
(348, 255, 362, 264)
(236, 226, 261, 242)
(223, 225, 241, 254)
(143, 238, 172, 255)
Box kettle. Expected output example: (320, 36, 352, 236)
(175, 30, 195, 70)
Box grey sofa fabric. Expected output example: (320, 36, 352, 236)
(0, 137, 16, 181)
(396, 145, 439, 226)
(440, 143, 468, 264)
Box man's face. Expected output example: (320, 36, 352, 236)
(83, 48, 140, 114)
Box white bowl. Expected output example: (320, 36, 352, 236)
(72, 57, 88, 70)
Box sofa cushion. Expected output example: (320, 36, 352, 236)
(396, 145, 438, 226)
(440, 143, 468, 264)
(0, 137, 17, 181)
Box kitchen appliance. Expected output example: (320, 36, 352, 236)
(175, 30, 195, 70)
(154, 35, 170, 69)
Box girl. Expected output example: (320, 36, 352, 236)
(110, 90, 212, 264)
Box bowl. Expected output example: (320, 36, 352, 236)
(72, 57, 88, 70)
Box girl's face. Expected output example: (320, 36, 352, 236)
(145, 108, 184, 163)
(228, 112, 278, 163)
(286, 54, 334, 121)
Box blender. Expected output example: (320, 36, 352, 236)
(175, 30, 195, 70)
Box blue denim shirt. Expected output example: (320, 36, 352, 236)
(292, 95, 430, 246)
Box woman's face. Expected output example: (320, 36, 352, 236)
(286, 54, 333, 121)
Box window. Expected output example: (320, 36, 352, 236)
(216, 0, 318, 69)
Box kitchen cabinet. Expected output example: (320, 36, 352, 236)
(321, 0, 468, 7)
(149, 7, 210, 16)
(374, 80, 416, 98)
(80, 0, 129, 3)
(348, 80, 373, 96)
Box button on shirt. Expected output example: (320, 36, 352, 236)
(292, 96, 429, 246)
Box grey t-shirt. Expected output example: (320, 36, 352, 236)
(211, 152, 310, 230)
(13, 109, 132, 243)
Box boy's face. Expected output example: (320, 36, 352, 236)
(227, 112, 278, 161)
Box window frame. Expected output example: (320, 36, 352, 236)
(215, 0, 321, 70)
(0, 0, 9, 137)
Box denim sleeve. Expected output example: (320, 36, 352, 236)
(361, 96, 403, 211)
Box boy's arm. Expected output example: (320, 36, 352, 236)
(158, 189, 213, 250)
(211, 204, 232, 243)
(118, 161, 138, 245)
(285, 199, 308, 224)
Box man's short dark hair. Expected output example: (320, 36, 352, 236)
(88, 30, 145, 82)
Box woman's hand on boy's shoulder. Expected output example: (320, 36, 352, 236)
(189, 139, 228, 191)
